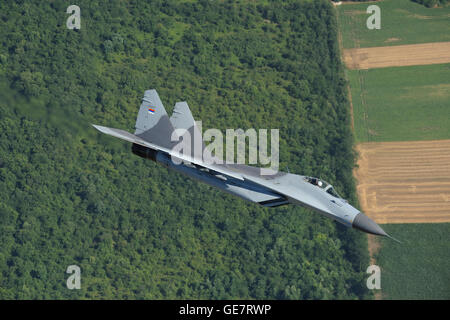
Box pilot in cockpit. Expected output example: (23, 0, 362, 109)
(309, 177, 323, 187)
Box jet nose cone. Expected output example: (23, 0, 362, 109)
(352, 212, 388, 236)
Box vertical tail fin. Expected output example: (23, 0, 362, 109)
(170, 101, 196, 130)
(134, 90, 176, 149)
(170, 101, 206, 161)
(135, 90, 169, 134)
(170, 101, 205, 149)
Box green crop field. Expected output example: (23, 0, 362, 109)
(375, 223, 450, 299)
(336, 0, 450, 302)
(337, 0, 450, 49)
(347, 63, 450, 143)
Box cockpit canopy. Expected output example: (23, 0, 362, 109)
(304, 176, 342, 199)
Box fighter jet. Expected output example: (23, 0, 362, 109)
(93, 90, 391, 238)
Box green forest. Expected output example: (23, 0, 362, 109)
(0, 0, 370, 299)
(412, 0, 449, 7)
(340, 0, 449, 5)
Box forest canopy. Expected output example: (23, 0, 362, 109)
(412, 0, 449, 7)
(0, 0, 370, 299)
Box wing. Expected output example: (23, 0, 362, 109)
(92, 124, 327, 212)
(92, 124, 245, 181)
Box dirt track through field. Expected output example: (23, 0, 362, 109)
(354, 140, 450, 224)
(343, 42, 450, 69)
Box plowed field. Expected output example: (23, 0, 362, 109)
(343, 42, 450, 69)
(354, 140, 450, 223)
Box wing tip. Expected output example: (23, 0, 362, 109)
(92, 124, 106, 133)
(91, 124, 118, 136)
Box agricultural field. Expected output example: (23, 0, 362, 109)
(337, 0, 450, 49)
(347, 61, 450, 299)
(375, 223, 450, 300)
(343, 42, 450, 69)
(354, 140, 450, 224)
(336, 0, 450, 301)
(347, 63, 450, 143)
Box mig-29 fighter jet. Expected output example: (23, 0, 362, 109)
(93, 90, 394, 238)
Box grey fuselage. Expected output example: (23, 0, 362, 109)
(131, 143, 375, 233)
(92, 86, 389, 238)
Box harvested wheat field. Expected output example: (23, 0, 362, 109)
(354, 139, 450, 224)
(343, 42, 450, 69)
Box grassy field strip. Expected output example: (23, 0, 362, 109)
(376, 223, 450, 299)
(347, 63, 450, 143)
(337, 0, 450, 49)
(357, 70, 370, 142)
(344, 42, 450, 69)
(354, 140, 450, 224)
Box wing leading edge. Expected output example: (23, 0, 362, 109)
(92, 124, 245, 181)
